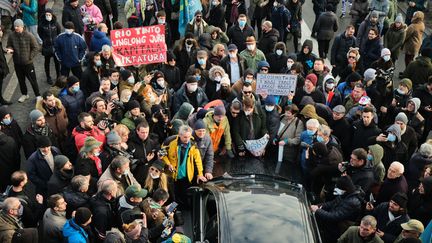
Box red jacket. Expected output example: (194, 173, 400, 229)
(72, 126, 106, 152)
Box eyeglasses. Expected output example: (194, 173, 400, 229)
(150, 167, 160, 173)
(348, 56, 356, 59)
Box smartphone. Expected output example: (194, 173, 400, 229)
(382, 131, 388, 137)
(166, 202, 178, 213)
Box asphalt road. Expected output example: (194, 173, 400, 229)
(1, 0, 410, 170)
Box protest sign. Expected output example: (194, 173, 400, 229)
(256, 73, 297, 96)
(110, 25, 167, 66)
(244, 134, 269, 157)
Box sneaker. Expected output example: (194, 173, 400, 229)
(18, 95, 29, 103)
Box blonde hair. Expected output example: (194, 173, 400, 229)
(113, 124, 130, 140)
(144, 167, 169, 193)
(211, 44, 225, 56)
(120, 89, 132, 103)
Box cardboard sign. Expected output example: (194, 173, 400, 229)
(110, 25, 167, 66)
(256, 73, 297, 96)
(244, 134, 269, 157)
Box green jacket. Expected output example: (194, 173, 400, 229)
(338, 226, 384, 243)
(203, 110, 232, 152)
(384, 23, 406, 58)
(239, 48, 266, 71)
(0, 212, 22, 243)
(124, 0, 146, 20)
(232, 106, 267, 151)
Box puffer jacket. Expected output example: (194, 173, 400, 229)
(63, 219, 88, 243)
(89, 30, 111, 52)
(346, 160, 375, 192)
(62, 188, 90, 218)
(6, 30, 39, 65)
(315, 189, 363, 223)
(71, 125, 106, 152)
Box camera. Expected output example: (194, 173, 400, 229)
(112, 100, 125, 110)
(340, 161, 349, 172)
(158, 147, 168, 157)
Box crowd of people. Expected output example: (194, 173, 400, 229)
(0, 0, 431, 241)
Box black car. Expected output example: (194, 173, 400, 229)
(188, 173, 322, 243)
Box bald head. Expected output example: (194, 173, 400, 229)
(387, 161, 404, 179)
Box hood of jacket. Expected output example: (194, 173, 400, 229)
(209, 65, 226, 80)
(300, 104, 318, 119)
(368, 144, 384, 167)
(63, 219, 87, 238)
(93, 30, 107, 39)
(301, 39, 313, 54)
(173, 102, 194, 121)
(35, 97, 64, 116)
(408, 97, 421, 113)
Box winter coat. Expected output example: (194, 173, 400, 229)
(299, 104, 329, 125)
(75, 156, 106, 182)
(349, 0, 369, 21)
(369, 0, 389, 22)
(321, 82, 343, 109)
(371, 202, 410, 243)
(160, 64, 182, 91)
(63, 219, 88, 243)
(22, 126, 59, 159)
(89, 193, 117, 240)
(331, 32, 357, 65)
(89, 30, 111, 52)
(0, 132, 20, 191)
(62, 4, 84, 35)
(315, 11, 339, 41)
(287, 0, 302, 33)
(207, 5, 226, 31)
(203, 110, 232, 152)
(71, 125, 106, 152)
(227, 23, 255, 52)
(277, 116, 304, 162)
(80, 67, 100, 97)
(94, 0, 112, 16)
(124, 0, 146, 20)
(376, 175, 408, 204)
(404, 56, 432, 87)
(239, 48, 266, 72)
(408, 182, 432, 226)
(38, 17, 61, 56)
(162, 136, 204, 182)
(219, 54, 245, 82)
(361, 37, 383, 70)
(357, 19, 381, 51)
(54, 32, 87, 68)
(172, 84, 209, 113)
(403, 12, 425, 55)
(6, 30, 39, 65)
(97, 167, 140, 197)
(337, 226, 384, 243)
(80, 4, 103, 29)
(35, 98, 68, 138)
(330, 117, 352, 157)
(267, 53, 288, 73)
(21, 0, 37, 26)
(232, 107, 268, 151)
(47, 169, 73, 196)
(346, 161, 375, 192)
(257, 28, 279, 55)
(63, 188, 90, 218)
(293, 87, 326, 105)
(42, 209, 66, 243)
(384, 23, 406, 59)
(297, 39, 317, 72)
(26, 147, 62, 195)
(193, 133, 214, 174)
(0, 211, 22, 243)
(406, 152, 432, 190)
(59, 89, 85, 130)
(270, 6, 290, 40)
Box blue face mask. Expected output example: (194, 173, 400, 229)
(195, 75, 201, 81)
(72, 86, 80, 93)
(2, 118, 11, 125)
(316, 135, 325, 143)
(387, 133, 396, 142)
(306, 129, 315, 136)
(95, 60, 102, 67)
(367, 154, 373, 161)
(238, 20, 246, 28)
(197, 58, 205, 65)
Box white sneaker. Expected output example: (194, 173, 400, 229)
(18, 95, 29, 103)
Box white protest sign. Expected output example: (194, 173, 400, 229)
(256, 73, 297, 96)
(244, 134, 269, 157)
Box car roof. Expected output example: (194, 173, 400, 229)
(206, 174, 320, 243)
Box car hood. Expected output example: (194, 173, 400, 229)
(206, 174, 320, 243)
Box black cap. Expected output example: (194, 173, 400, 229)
(37, 136, 52, 148)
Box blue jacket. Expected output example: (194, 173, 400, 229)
(21, 0, 37, 26)
(63, 219, 88, 243)
(59, 88, 84, 130)
(89, 30, 111, 52)
(54, 32, 87, 68)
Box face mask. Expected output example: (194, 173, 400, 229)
(94, 151, 100, 157)
(238, 20, 246, 28)
(2, 118, 11, 125)
(95, 60, 102, 67)
(128, 77, 135, 84)
(367, 154, 373, 161)
(111, 80, 119, 86)
(72, 86, 80, 93)
(383, 55, 391, 62)
(157, 79, 165, 88)
(245, 78, 253, 84)
(387, 133, 396, 142)
(17, 205, 23, 217)
(247, 44, 255, 51)
(157, 18, 165, 24)
(126, 95, 131, 101)
(316, 135, 325, 143)
(265, 105, 274, 112)
(397, 88, 406, 95)
(244, 110, 252, 116)
(65, 29, 73, 35)
(326, 83, 335, 90)
(287, 63, 293, 69)
(197, 58, 206, 65)
(273, 1, 278, 6)
(276, 49, 283, 56)
(187, 83, 198, 92)
(150, 173, 160, 179)
(306, 129, 315, 136)
(123, 169, 130, 176)
(215, 76, 222, 82)
(229, 53, 236, 58)
(46, 15, 52, 21)
(333, 188, 346, 196)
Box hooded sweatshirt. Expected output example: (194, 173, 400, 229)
(300, 105, 328, 125)
(297, 39, 317, 72)
(368, 144, 385, 183)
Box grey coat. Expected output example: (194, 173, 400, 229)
(384, 23, 407, 58)
(194, 133, 214, 174)
(277, 116, 304, 162)
(42, 208, 66, 243)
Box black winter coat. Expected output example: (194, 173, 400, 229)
(258, 28, 280, 55)
(371, 202, 410, 243)
(406, 153, 432, 190)
(47, 169, 74, 196)
(160, 64, 181, 91)
(172, 85, 209, 113)
(346, 161, 375, 192)
(227, 24, 254, 52)
(330, 32, 357, 65)
(63, 188, 90, 218)
(0, 41, 9, 77)
(375, 176, 408, 205)
(22, 126, 59, 159)
(59, 89, 85, 131)
(207, 5, 226, 31)
(264, 109, 280, 143)
(351, 120, 381, 150)
(62, 4, 84, 35)
(89, 193, 117, 241)
(267, 53, 288, 73)
(38, 17, 61, 56)
(361, 37, 382, 70)
(81, 66, 101, 98)
(0, 132, 20, 191)
(292, 88, 326, 105)
(314, 11, 339, 40)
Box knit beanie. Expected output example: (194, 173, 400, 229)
(400, 78, 413, 90)
(29, 109, 44, 123)
(305, 73, 318, 86)
(54, 155, 70, 169)
(395, 14, 404, 23)
(363, 68, 377, 81)
(381, 48, 391, 57)
(213, 105, 226, 116)
(395, 112, 408, 124)
(0, 106, 11, 119)
(127, 100, 140, 111)
(37, 136, 52, 148)
(14, 19, 24, 28)
(194, 119, 206, 130)
(391, 192, 408, 208)
(106, 131, 121, 145)
(75, 207, 92, 225)
(66, 75, 80, 88)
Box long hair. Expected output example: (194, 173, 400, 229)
(144, 170, 169, 193)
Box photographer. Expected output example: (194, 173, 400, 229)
(106, 90, 124, 123)
(128, 121, 160, 185)
(149, 105, 171, 144)
(338, 148, 375, 193)
(100, 131, 129, 168)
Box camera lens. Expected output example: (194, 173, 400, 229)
(186, 40, 192, 45)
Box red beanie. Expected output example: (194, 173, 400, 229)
(306, 73, 318, 86)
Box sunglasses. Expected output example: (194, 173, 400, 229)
(243, 91, 252, 94)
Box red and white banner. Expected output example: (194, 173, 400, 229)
(110, 25, 167, 67)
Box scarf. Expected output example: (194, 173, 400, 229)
(89, 155, 103, 175)
(31, 123, 51, 137)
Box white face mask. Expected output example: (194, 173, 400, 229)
(111, 80, 119, 86)
(157, 79, 165, 88)
(247, 44, 255, 51)
(94, 151, 100, 157)
(149, 94, 156, 103)
(333, 188, 346, 195)
(123, 169, 130, 176)
(187, 83, 198, 92)
(287, 63, 293, 70)
(127, 77, 135, 84)
(150, 173, 160, 179)
(265, 105, 275, 112)
(383, 55, 391, 62)
(244, 110, 252, 116)
(215, 76, 222, 82)
(326, 83, 335, 90)
(397, 88, 406, 95)
(157, 18, 165, 24)
(273, 1, 278, 7)
(276, 50, 283, 56)
(46, 15, 52, 21)
(229, 53, 236, 58)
